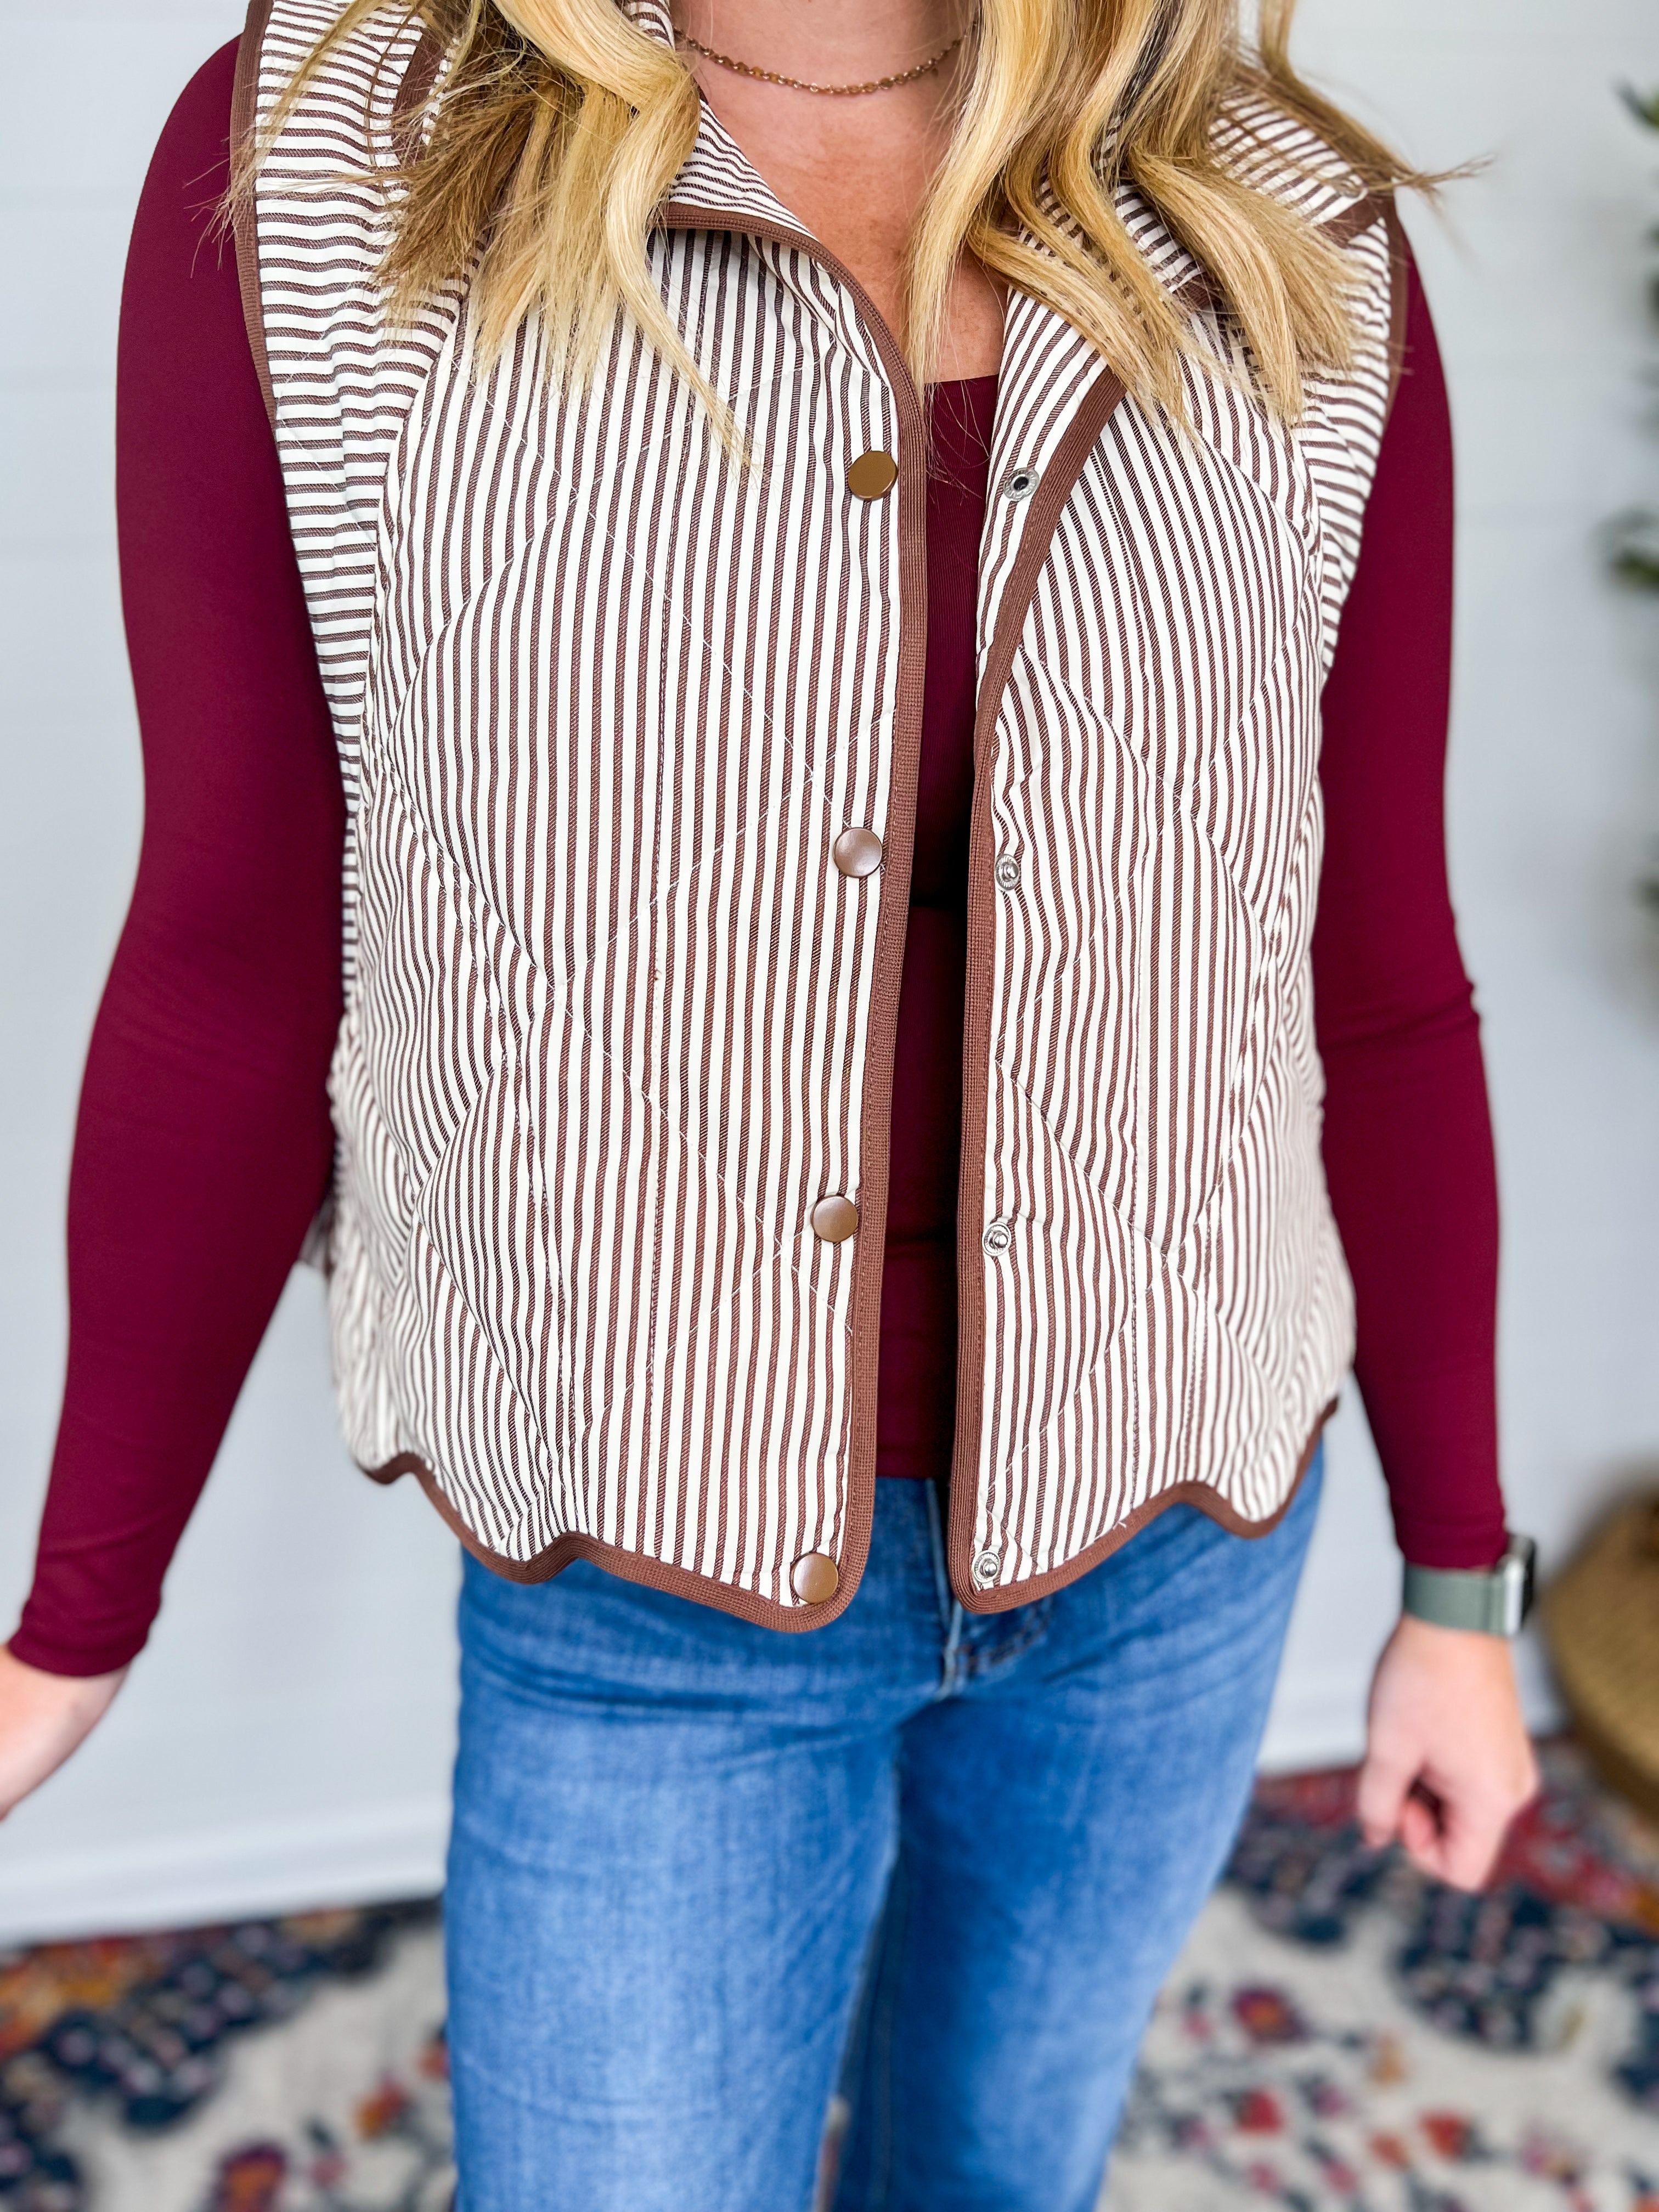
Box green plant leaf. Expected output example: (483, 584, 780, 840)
(1605, 510, 1659, 589)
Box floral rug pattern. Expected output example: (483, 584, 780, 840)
(0, 1742, 1652, 2210)
(1109, 1742, 1659, 2212)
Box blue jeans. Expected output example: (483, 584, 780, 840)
(445, 1457, 1322, 2212)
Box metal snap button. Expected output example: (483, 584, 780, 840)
(994, 856, 1020, 890)
(972, 1549, 1002, 1588)
(792, 1551, 839, 1603)
(1001, 465, 1039, 503)
(833, 826, 884, 878)
(811, 1194, 860, 1243)
(982, 1218, 1012, 1255)
(847, 449, 899, 500)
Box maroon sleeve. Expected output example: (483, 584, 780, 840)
(8, 41, 345, 1677)
(1314, 244, 1508, 1572)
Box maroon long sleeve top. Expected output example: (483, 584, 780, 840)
(9, 44, 1506, 1677)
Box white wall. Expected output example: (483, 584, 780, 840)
(3, 0, 1657, 1940)
(1266, 0, 1659, 1764)
(0, 0, 462, 1944)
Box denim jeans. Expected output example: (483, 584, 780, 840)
(445, 1455, 1322, 2212)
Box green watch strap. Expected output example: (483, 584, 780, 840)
(1402, 1535, 1536, 1637)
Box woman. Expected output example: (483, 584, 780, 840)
(2, 0, 1537, 2205)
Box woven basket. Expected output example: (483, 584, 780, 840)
(1542, 1493, 1659, 1821)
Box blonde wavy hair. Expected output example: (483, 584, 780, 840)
(253, 0, 1429, 426)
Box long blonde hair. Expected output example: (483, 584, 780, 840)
(253, 0, 1428, 426)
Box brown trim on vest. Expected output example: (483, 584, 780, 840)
(657, 201, 931, 1624)
(1380, 200, 1411, 420)
(366, 1392, 1334, 1623)
(233, 8, 444, 426)
(365, 1453, 867, 1629)
(947, 358, 1127, 1609)
(956, 1397, 1339, 1615)
(230, 0, 277, 430)
(1319, 189, 1409, 420)
(1306, 188, 1406, 420)
(1322, 187, 1389, 252)
(390, 22, 445, 164)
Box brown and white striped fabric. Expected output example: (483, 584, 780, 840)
(235, 0, 1398, 1623)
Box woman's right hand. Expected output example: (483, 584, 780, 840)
(0, 1646, 127, 1820)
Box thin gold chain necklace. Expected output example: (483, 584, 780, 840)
(676, 24, 968, 97)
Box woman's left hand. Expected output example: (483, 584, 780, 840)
(1356, 1615, 1539, 1890)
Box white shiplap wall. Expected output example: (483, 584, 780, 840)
(2, 0, 1657, 1939)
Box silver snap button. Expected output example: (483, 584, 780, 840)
(983, 1218, 1012, 1255)
(994, 856, 1020, 890)
(1002, 466, 1039, 503)
(972, 1549, 1002, 1588)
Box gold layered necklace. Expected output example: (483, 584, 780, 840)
(676, 21, 969, 98)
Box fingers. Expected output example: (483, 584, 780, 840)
(1438, 1766, 1532, 1890)
(1389, 1784, 1480, 1889)
(1398, 1798, 1493, 1889)
(1380, 1754, 1538, 1890)
(1395, 1788, 1442, 1872)
(1363, 1767, 1489, 1886)
(1360, 1615, 1540, 1891)
(1356, 1740, 1414, 1850)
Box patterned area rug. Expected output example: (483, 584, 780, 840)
(1108, 1745, 1659, 2211)
(0, 1741, 1653, 2211)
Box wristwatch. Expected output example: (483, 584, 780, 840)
(1402, 1533, 1537, 1637)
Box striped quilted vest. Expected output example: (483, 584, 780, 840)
(234, 0, 1400, 1623)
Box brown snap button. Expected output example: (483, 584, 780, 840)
(847, 449, 899, 500)
(792, 1551, 839, 1604)
(833, 826, 884, 878)
(811, 1194, 859, 1243)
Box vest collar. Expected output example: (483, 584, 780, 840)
(623, 0, 825, 242)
